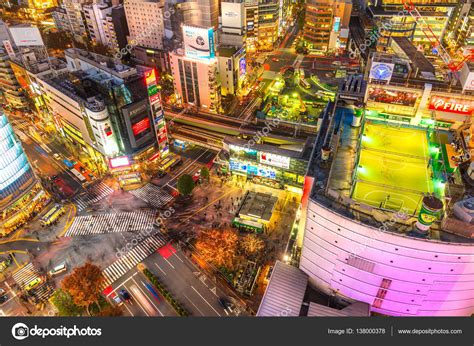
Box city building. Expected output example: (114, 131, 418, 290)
(298, 53, 474, 316)
(365, 0, 457, 52)
(223, 136, 311, 191)
(255, 0, 280, 51)
(181, 0, 219, 29)
(124, 0, 166, 50)
(303, 0, 352, 52)
(51, 6, 70, 32)
(62, 0, 89, 43)
(0, 49, 28, 109)
(83, 3, 112, 45)
(0, 112, 49, 235)
(445, 0, 474, 51)
(169, 25, 221, 113)
(36, 48, 164, 171)
(217, 46, 246, 96)
(82, 3, 129, 53)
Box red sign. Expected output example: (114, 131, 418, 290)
(145, 69, 157, 87)
(132, 118, 151, 136)
(429, 97, 473, 115)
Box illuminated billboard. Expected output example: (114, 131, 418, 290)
(369, 62, 394, 82)
(230, 160, 277, 179)
(429, 96, 473, 115)
(368, 87, 419, 107)
(183, 25, 215, 60)
(109, 156, 131, 169)
(259, 152, 290, 169)
(239, 57, 246, 78)
(144, 68, 169, 155)
(9, 27, 44, 47)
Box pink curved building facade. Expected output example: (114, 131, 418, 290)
(300, 199, 474, 316)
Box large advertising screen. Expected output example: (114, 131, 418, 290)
(183, 25, 215, 60)
(230, 160, 277, 179)
(221, 2, 243, 29)
(132, 117, 151, 136)
(9, 27, 44, 47)
(368, 87, 419, 107)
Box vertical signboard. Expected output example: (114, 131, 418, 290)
(145, 69, 169, 157)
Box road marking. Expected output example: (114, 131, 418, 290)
(108, 272, 139, 296)
(153, 262, 167, 276)
(173, 253, 184, 263)
(163, 257, 175, 270)
(191, 286, 221, 316)
(184, 294, 204, 316)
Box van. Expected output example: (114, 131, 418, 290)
(48, 262, 67, 277)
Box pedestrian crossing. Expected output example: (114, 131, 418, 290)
(12, 263, 54, 302)
(129, 184, 174, 209)
(73, 182, 114, 211)
(65, 210, 156, 237)
(102, 233, 167, 286)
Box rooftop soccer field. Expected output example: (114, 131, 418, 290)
(352, 121, 434, 214)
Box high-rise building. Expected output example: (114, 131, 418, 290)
(181, 0, 219, 29)
(0, 49, 28, 109)
(82, 3, 129, 53)
(303, 0, 352, 52)
(37, 48, 163, 169)
(0, 112, 48, 235)
(445, 0, 474, 51)
(244, 0, 280, 52)
(169, 50, 221, 113)
(365, 0, 457, 52)
(124, 0, 166, 50)
(62, 0, 89, 43)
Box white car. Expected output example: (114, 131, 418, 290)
(53, 153, 61, 160)
(48, 262, 67, 277)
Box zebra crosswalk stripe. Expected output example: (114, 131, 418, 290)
(65, 210, 156, 237)
(129, 184, 174, 209)
(73, 182, 114, 211)
(102, 233, 167, 286)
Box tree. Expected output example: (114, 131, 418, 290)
(61, 263, 104, 316)
(195, 229, 238, 270)
(239, 234, 265, 258)
(51, 289, 84, 316)
(200, 167, 210, 182)
(43, 31, 73, 51)
(177, 174, 195, 196)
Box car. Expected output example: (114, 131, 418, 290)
(0, 288, 5, 296)
(48, 262, 67, 277)
(0, 294, 8, 304)
(53, 153, 61, 160)
(218, 297, 234, 312)
(25, 277, 42, 291)
(157, 170, 166, 178)
(113, 295, 123, 306)
(271, 57, 279, 62)
(193, 171, 201, 183)
(331, 61, 342, 66)
(119, 289, 131, 303)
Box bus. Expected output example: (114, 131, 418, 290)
(70, 168, 86, 182)
(300, 78, 311, 89)
(40, 204, 65, 227)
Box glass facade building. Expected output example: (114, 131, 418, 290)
(0, 112, 47, 235)
(0, 112, 36, 204)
